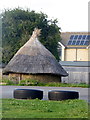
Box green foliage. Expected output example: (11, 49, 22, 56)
(1, 78, 89, 87)
(0, 18, 2, 63)
(44, 82, 89, 88)
(2, 99, 88, 118)
(2, 78, 14, 85)
(19, 79, 38, 86)
(1, 8, 61, 63)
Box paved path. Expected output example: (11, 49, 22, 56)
(0, 86, 89, 102)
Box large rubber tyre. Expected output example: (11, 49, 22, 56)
(14, 89, 43, 100)
(48, 90, 79, 101)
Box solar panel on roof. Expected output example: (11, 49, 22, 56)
(88, 35, 90, 40)
(67, 41, 72, 45)
(70, 35, 74, 39)
(76, 41, 80, 45)
(82, 35, 86, 39)
(80, 41, 84, 45)
(72, 41, 76, 45)
(67, 35, 90, 46)
(78, 35, 82, 39)
(74, 35, 78, 39)
(86, 35, 90, 40)
(84, 41, 89, 45)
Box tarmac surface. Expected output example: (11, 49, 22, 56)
(0, 85, 89, 102)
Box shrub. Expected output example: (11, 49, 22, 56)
(19, 79, 38, 86)
(2, 78, 14, 85)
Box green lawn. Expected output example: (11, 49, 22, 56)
(2, 99, 88, 118)
(0, 99, 2, 119)
(1, 78, 89, 88)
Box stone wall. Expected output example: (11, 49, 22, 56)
(8, 73, 61, 84)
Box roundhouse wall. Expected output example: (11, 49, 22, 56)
(9, 73, 61, 84)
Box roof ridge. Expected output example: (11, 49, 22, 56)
(61, 32, 90, 34)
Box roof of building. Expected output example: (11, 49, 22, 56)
(60, 32, 90, 48)
(59, 61, 90, 67)
(3, 28, 68, 76)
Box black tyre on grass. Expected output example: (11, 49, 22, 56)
(48, 90, 79, 101)
(14, 89, 43, 99)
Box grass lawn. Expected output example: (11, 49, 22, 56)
(1, 78, 89, 88)
(2, 99, 88, 118)
(40, 82, 89, 88)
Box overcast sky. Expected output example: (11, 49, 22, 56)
(0, 0, 89, 32)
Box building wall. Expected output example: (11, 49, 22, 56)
(65, 49, 76, 61)
(77, 49, 88, 61)
(8, 73, 61, 84)
(61, 66, 89, 84)
(65, 48, 89, 61)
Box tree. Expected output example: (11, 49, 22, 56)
(1, 8, 61, 63)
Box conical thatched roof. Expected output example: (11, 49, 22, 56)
(3, 28, 68, 76)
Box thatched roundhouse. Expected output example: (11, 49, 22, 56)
(3, 28, 68, 83)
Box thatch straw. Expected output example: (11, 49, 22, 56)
(3, 28, 68, 76)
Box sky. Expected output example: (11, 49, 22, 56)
(0, 0, 89, 32)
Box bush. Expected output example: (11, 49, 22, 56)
(2, 78, 14, 85)
(19, 79, 38, 86)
